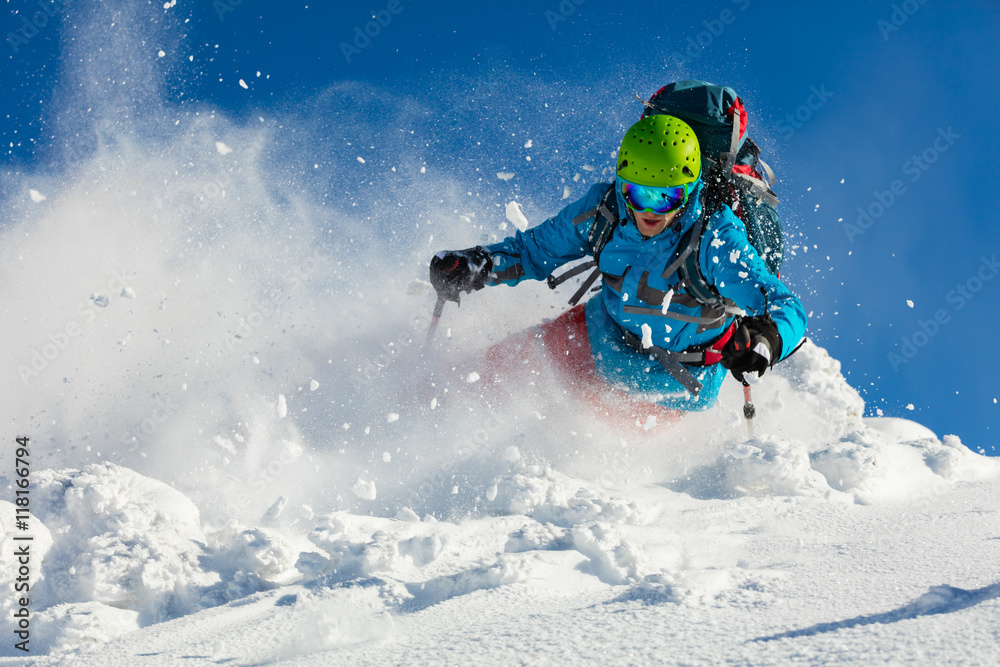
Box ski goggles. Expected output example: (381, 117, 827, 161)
(618, 178, 694, 214)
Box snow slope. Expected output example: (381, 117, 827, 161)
(27, 476, 997, 666)
(2, 334, 998, 664)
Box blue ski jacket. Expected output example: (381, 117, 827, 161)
(483, 180, 807, 411)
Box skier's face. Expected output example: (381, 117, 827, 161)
(633, 209, 681, 238)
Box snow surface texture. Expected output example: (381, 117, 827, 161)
(2, 6, 999, 662)
(2, 332, 998, 663)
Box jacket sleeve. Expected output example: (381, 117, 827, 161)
(700, 208, 807, 362)
(482, 183, 610, 286)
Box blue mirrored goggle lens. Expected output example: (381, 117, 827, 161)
(620, 181, 689, 214)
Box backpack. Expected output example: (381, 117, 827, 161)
(549, 80, 784, 312)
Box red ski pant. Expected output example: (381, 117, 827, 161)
(480, 305, 682, 431)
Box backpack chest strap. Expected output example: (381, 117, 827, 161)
(614, 319, 738, 396)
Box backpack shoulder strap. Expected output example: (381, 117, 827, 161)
(676, 186, 734, 310)
(548, 183, 620, 302)
(680, 232, 721, 307)
(587, 183, 620, 262)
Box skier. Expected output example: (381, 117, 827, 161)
(428, 113, 807, 424)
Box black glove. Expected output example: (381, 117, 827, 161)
(720, 316, 783, 382)
(429, 246, 493, 303)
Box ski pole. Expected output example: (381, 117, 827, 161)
(425, 293, 448, 345)
(741, 377, 756, 436)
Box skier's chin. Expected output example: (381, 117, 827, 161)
(634, 213, 671, 237)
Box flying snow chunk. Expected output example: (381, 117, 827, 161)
(357, 156, 366, 164)
(157, 50, 166, 58)
(506, 201, 529, 231)
(387, 413, 400, 423)
(661, 289, 674, 315)
(215, 142, 233, 155)
(906, 404, 915, 411)
(239, 79, 249, 90)
(407, 279, 432, 297)
(352, 478, 377, 501)
(524, 139, 533, 148)
(907, 300, 914, 308)
(277, 395, 288, 418)
(497, 172, 515, 181)
(396, 507, 420, 521)
(261, 496, 287, 524)
(29, 189, 46, 203)
(382, 452, 391, 463)
(309, 380, 319, 391)
(640, 323, 654, 349)
(582, 165, 596, 171)
(562, 185, 572, 200)
(466, 372, 480, 384)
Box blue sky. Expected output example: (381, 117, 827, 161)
(2, 0, 998, 453)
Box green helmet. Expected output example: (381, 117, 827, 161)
(616, 115, 701, 187)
